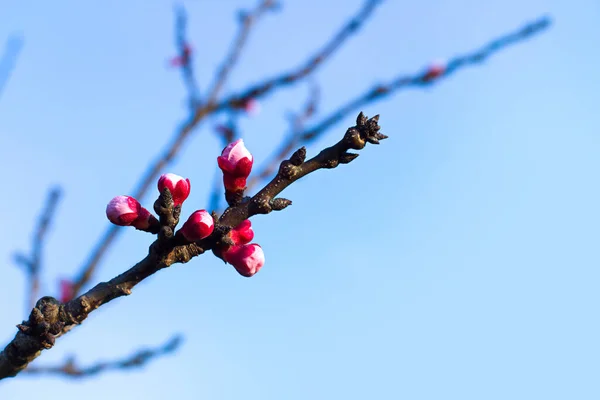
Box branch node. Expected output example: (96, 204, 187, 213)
(270, 198, 292, 211)
(250, 196, 272, 215)
(279, 161, 299, 180)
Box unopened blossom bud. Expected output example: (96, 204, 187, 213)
(423, 61, 446, 81)
(229, 219, 254, 245)
(217, 139, 253, 177)
(177, 210, 214, 241)
(59, 279, 75, 303)
(158, 173, 191, 206)
(242, 98, 260, 116)
(224, 244, 265, 277)
(106, 195, 157, 231)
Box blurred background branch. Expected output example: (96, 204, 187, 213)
(0, 34, 24, 101)
(23, 335, 182, 379)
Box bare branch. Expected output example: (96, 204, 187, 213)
(174, 6, 201, 106)
(205, 0, 279, 104)
(245, 83, 320, 193)
(13, 187, 62, 311)
(23, 335, 182, 379)
(0, 112, 386, 380)
(248, 15, 551, 190)
(213, 0, 383, 111)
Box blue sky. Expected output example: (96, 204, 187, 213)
(1, 0, 599, 398)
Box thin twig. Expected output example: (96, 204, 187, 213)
(13, 187, 62, 311)
(24, 335, 182, 379)
(205, 0, 279, 104)
(0, 112, 385, 380)
(174, 6, 201, 107)
(245, 83, 320, 193)
(212, 0, 383, 111)
(0, 34, 24, 101)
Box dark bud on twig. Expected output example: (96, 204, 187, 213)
(289, 147, 307, 166)
(339, 153, 359, 164)
(154, 188, 173, 219)
(270, 198, 292, 211)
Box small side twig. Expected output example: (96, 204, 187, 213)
(213, 0, 383, 111)
(24, 335, 182, 379)
(205, 0, 279, 104)
(245, 83, 320, 193)
(174, 6, 200, 106)
(13, 187, 62, 311)
(0, 33, 24, 101)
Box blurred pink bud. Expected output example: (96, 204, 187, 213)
(106, 195, 155, 230)
(229, 219, 254, 245)
(242, 98, 260, 116)
(169, 43, 192, 67)
(178, 210, 214, 241)
(169, 56, 185, 67)
(217, 139, 253, 179)
(158, 173, 191, 206)
(423, 61, 446, 81)
(224, 244, 265, 277)
(59, 279, 74, 303)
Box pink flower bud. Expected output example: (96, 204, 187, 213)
(224, 244, 265, 277)
(423, 61, 446, 81)
(158, 173, 191, 206)
(106, 195, 157, 231)
(217, 139, 253, 178)
(242, 98, 260, 116)
(106, 195, 143, 226)
(178, 210, 214, 241)
(229, 219, 254, 245)
(59, 279, 75, 303)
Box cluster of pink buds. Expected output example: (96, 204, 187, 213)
(221, 220, 264, 277)
(216, 140, 265, 276)
(217, 139, 254, 194)
(422, 60, 446, 82)
(105, 167, 266, 277)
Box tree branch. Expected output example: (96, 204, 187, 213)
(23, 335, 181, 379)
(247, 15, 551, 191)
(205, 0, 279, 104)
(0, 112, 385, 380)
(213, 0, 383, 111)
(13, 187, 62, 311)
